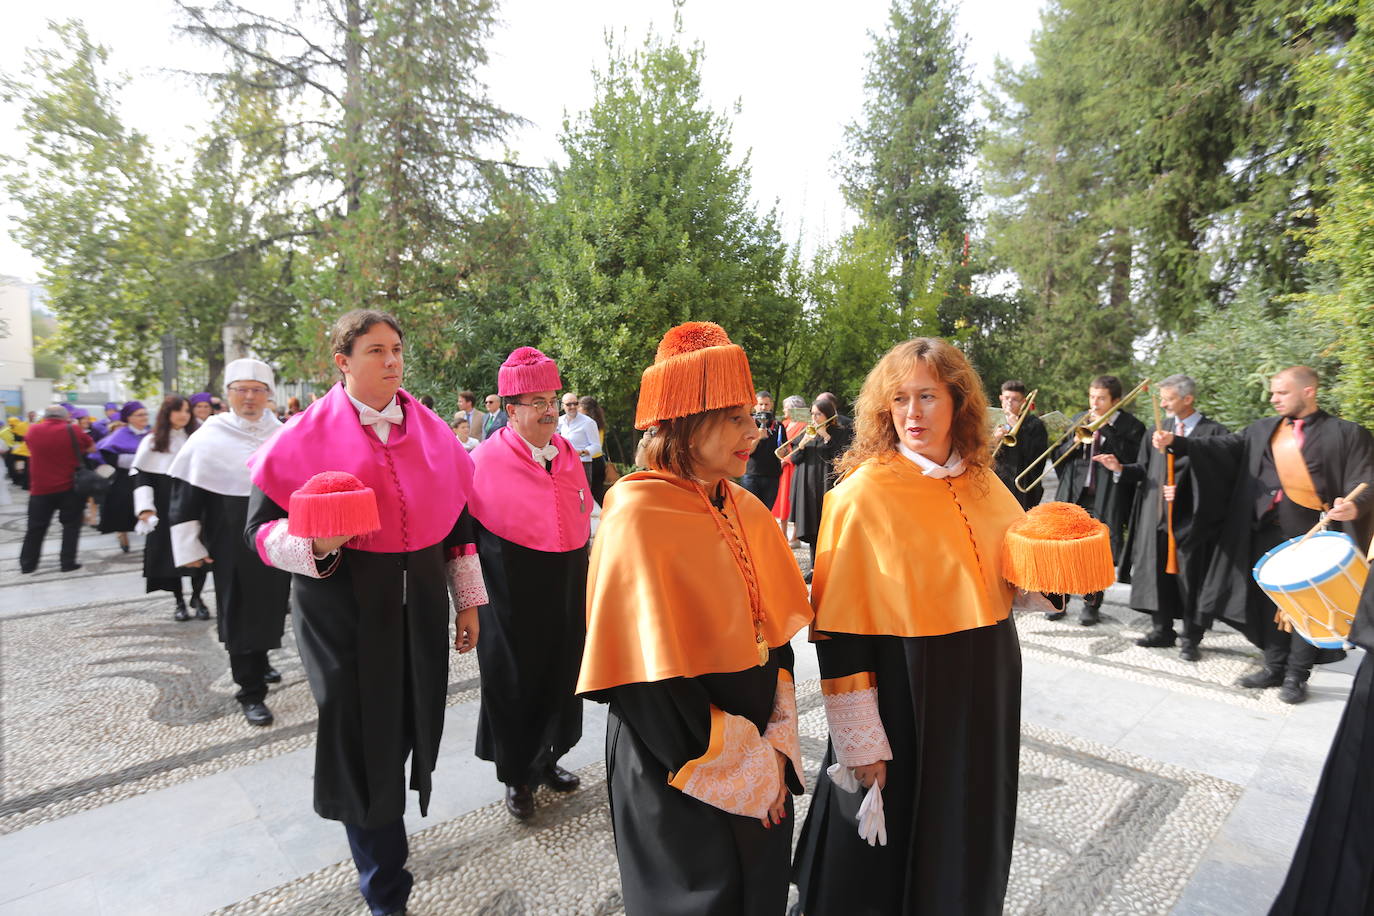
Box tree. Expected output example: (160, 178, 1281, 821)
(1296, 0, 1374, 426)
(535, 26, 796, 457)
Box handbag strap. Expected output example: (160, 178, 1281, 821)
(65, 423, 87, 471)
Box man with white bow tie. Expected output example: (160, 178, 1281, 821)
(468, 346, 591, 821)
(168, 358, 291, 727)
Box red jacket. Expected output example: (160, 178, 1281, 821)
(25, 419, 96, 496)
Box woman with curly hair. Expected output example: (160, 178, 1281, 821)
(792, 338, 1025, 916)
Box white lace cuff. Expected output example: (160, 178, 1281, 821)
(669, 707, 780, 819)
(763, 670, 804, 790)
(821, 674, 893, 768)
(447, 552, 487, 608)
(256, 519, 340, 578)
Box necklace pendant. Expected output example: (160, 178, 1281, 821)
(756, 635, 770, 666)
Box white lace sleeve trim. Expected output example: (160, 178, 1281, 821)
(448, 552, 487, 609)
(823, 687, 893, 768)
(261, 519, 339, 578)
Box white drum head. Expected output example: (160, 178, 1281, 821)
(1255, 533, 1355, 589)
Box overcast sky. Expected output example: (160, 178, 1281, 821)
(0, 0, 1044, 283)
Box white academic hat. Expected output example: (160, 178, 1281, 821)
(224, 358, 276, 392)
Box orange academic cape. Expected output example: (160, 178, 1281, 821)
(576, 470, 813, 694)
(811, 455, 1025, 637)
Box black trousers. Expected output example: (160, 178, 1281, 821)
(581, 456, 607, 504)
(20, 489, 84, 571)
(229, 649, 269, 705)
(345, 819, 412, 915)
(1251, 520, 1320, 680)
(740, 474, 780, 512)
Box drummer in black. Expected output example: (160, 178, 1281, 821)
(1155, 366, 1374, 704)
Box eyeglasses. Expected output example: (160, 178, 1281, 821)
(228, 385, 270, 396)
(514, 398, 558, 412)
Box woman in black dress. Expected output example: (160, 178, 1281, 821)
(132, 397, 206, 620)
(96, 401, 150, 552)
(786, 397, 854, 577)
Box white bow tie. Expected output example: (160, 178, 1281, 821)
(531, 443, 559, 464)
(359, 403, 403, 428)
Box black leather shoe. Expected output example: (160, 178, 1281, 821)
(264, 667, 282, 684)
(505, 784, 534, 820)
(60, 563, 82, 572)
(174, 600, 190, 622)
(1044, 610, 1067, 621)
(19, 566, 35, 574)
(195, 601, 210, 621)
(1237, 668, 1284, 689)
(544, 764, 580, 793)
(1079, 607, 1100, 626)
(1179, 642, 1201, 662)
(1135, 630, 1177, 648)
(1278, 676, 1308, 705)
(242, 702, 274, 726)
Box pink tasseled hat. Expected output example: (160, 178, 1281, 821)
(287, 471, 382, 539)
(497, 346, 562, 397)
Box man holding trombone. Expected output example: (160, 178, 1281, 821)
(1095, 375, 1227, 661)
(992, 380, 1048, 511)
(1044, 375, 1146, 624)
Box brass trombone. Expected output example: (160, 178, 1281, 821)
(1014, 378, 1151, 493)
(774, 413, 837, 460)
(992, 389, 1037, 457)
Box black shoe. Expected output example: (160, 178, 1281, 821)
(544, 764, 580, 793)
(1278, 676, 1308, 705)
(1083, 591, 1104, 610)
(195, 601, 210, 621)
(1079, 607, 1100, 626)
(174, 600, 190, 622)
(1179, 642, 1201, 662)
(264, 667, 282, 684)
(241, 702, 274, 726)
(505, 784, 534, 820)
(1135, 630, 1177, 648)
(1044, 610, 1067, 621)
(1237, 668, 1284, 689)
(19, 566, 35, 574)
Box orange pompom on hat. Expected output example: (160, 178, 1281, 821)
(635, 321, 755, 429)
(287, 471, 383, 539)
(1002, 501, 1116, 595)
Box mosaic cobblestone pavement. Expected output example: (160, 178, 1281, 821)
(217, 678, 1241, 916)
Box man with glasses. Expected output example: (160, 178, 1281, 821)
(482, 393, 507, 439)
(468, 346, 590, 821)
(168, 359, 291, 727)
(557, 391, 604, 498)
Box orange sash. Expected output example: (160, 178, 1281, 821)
(1270, 420, 1323, 511)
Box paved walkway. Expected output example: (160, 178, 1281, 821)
(0, 480, 1355, 914)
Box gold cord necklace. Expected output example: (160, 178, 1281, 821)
(691, 480, 770, 666)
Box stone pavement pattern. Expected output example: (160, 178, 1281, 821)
(0, 480, 1357, 914)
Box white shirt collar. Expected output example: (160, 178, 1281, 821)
(346, 392, 401, 443)
(897, 442, 967, 478)
(1171, 411, 1202, 437)
(514, 429, 559, 464)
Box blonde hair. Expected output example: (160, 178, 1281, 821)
(837, 338, 991, 478)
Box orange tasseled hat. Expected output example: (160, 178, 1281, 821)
(1002, 502, 1117, 595)
(635, 322, 755, 430)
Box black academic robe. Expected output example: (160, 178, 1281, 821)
(245, 488, 475, 828)
(169, 482, 289, 653)
(1176, 411, 1374, 649)
(1053, 409, 1146, 560)
(787, 425, 855, 544)
(1117, 416, 1229, 622)
(793, 617, 1021, 916)
(474, 524, 586, 787)
(135, 467, 187, 592)
(993, 412, 1049, 510)
(1271, 581, 1374, 915)
(98, 455, 138, 534)
(587, 645, 800, 916)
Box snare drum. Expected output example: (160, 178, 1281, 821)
(1252, 531, 1370, 649)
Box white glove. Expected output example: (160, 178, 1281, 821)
(827, 763, 888, 846)
(94, 464, 116, 479)
(134, 514, 159, 535)
(857, 781, 887, 847)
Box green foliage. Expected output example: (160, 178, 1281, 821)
(1151, 288, 1342, 430)
(1296, 0, 1374, 427)
(535, 28, 795, 458)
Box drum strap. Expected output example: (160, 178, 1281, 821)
(1270, 419, 1324, 511)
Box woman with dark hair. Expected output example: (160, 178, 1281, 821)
(785, 396, 854, 577)
(792, 338, 1025, 915)
(96, 401, 151, 552)
(578, 322, 812, 914)
(133, 397, 207, 620)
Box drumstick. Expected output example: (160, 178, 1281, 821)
(1297, 482, 1368, 545)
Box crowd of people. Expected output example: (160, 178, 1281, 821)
(5, 310, 1374, 916)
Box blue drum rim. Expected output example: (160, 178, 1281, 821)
(1252, 530, 1360, 592)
